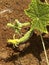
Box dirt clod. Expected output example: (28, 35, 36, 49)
(0, 0, 49, 65)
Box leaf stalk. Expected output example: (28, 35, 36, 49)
(40, 34, 49, 65)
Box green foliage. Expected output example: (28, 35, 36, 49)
(7, 19, 30, 34)
(7, 19, 24, 34)
(7, 28, 32, 46)
(7, 0, 49, 46)
(25, 0, 49, 33)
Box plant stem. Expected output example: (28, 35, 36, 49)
(40, 34, 49, 65)
(45, 0, 48, 4)
(22, 22, 30, 27)
(7, 28, 33, 46)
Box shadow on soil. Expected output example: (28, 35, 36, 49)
(18, 33, 49, 61)
(4, 26, 49, 65)
(5, 32, 49, 64)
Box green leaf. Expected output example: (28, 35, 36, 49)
(7, 19, 30, 34)
(25, 0, 49, 33)
(7, 0, 49, 46)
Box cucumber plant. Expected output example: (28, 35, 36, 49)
(7, 0, 49, 65)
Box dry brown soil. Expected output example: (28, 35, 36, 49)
(0, 0, 49, 65)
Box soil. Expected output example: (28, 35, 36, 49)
(0, 0, 49, 65)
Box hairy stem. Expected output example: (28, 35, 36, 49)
(7, 28, 33, 46)
(22, 22, 30, 27)
(7, 22, 30, 29)
(18, 28, 32, 43)
(7, 23, 14, 28)
(40, 34, 49, 65)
